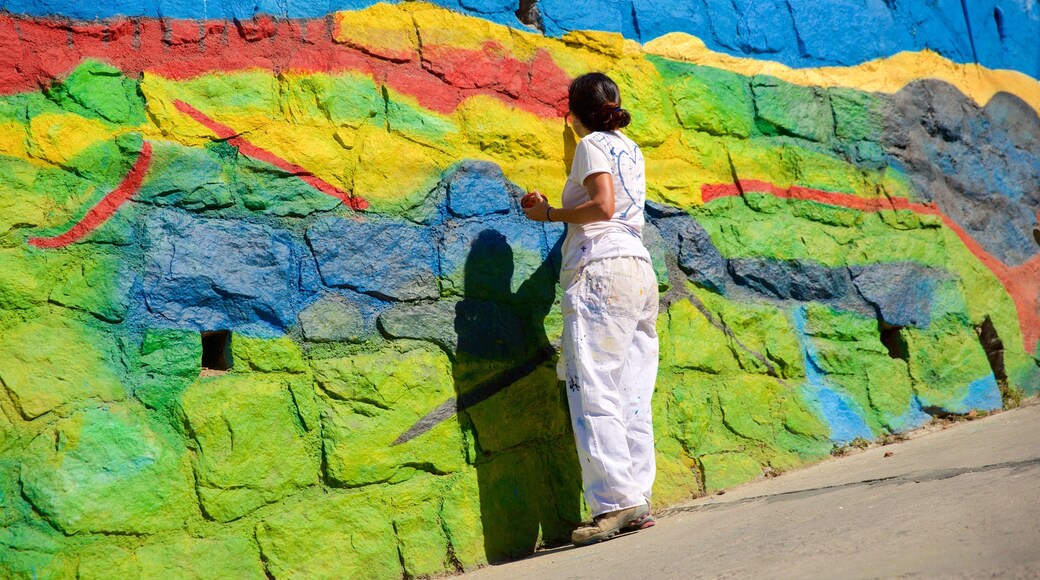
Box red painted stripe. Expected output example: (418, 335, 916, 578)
(173, 100, 368, 211)
(28, 141, 153, 248)
(702, 180, 1040, 353)
(0, 15, 569, 118)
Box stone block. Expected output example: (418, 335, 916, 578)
(307, 216, 439, 301)
(49, 60, 145, 124)
(718, 374, 785, 443)
(20, 405, 195, 534)
(850, 262, 942, 329)
(143, 210, 299, 334)
(231, 335, 307, 373)
(135, 142, 234, 212)
(179, 374, 316, 522)
(235, 155, 342, 217)
(829, 87, 885, 142)
(378, 300, 459, 351)
(752, 76, 834, 142)
(315, 341, 465, 486)
(297, 296, 367, 343)
(699, 452, 763, 493)
(446, 160, 519, 218)
(0, 315, 124, 419)
(255, 489, 401, 579)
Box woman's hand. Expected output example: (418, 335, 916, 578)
(521, 191, 553, 222)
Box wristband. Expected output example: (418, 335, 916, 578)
(546, 207, 553, 222)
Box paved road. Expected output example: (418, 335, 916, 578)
(464, 401, 1040, 579)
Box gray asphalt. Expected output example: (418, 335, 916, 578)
(463, 400, 1040, 579)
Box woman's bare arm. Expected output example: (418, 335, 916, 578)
(522, 172, 614, 224)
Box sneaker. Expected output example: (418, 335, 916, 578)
(621, 501, 655, 532)
(571, 503, 650, 547)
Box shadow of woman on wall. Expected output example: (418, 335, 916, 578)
(452, 228, 583, 562)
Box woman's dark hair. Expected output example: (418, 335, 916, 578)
(568, 72, 632, 132)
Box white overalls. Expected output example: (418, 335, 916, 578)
(557, 131, 659, 516)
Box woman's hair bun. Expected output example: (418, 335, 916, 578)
(568, 73, 634, 132)
(608, 107, 632, 130)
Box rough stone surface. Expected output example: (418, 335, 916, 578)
(307, 217, 440, 301)
(297, 296, 366, 343)
(0, 315, 125, 419)
(255, 489, 402, 579)
(179, 374, 315, 522)
(19, 406, 195, 534)
(315, 341, 466, 486)
(143, 210, 300, 334)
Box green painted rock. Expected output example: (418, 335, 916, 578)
(906, 318, 996, 410)
(659, 299, 740, 374)
(440, 468, 488, 571)
(664, 62, 754, 138)
(139, 328, 202, 378)
(0, 524, 73, 580)
(752, 76, 834, 142)
(315, 340, 465, 486)
(828, 87, 885, 142)
(78, 534, 265, 579)
(232, 335, 307, 373)
(465, 363, 569, 452)
(49, 253, 131, 323)
(255, 489, 402, 579)
(717, 374, 785, 443)
(297, 297, 367, 343)
(699, 452, 763, 493)
(136, 142, 234, 212)
(652, 436, 702, 506)
(49, 60, 145, 125)
(20, 405, 194, 534)
(179, 374, 316, 522)
(0, 314, 125, 419)
(0, 249, 49, 310)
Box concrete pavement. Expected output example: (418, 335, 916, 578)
(463, 400, 1040, 579)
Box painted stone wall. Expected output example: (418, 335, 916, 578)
(0, 0, 1038, 577)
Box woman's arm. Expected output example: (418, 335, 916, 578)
(522, 173, 614, 223)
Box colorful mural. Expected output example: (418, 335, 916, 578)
(0, 1, 1038, 577)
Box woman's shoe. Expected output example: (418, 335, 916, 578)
(621, 500, 655, 531)
(571, 503, 650, 546)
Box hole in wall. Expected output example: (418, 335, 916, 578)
(879, 323, 908, 360)
(515, 0, 544, 32)
(201, 330, 232, 372)
(993, 7, 1006, 42)
(1033, 227, 1039, 247)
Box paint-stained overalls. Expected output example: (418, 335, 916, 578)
(558, 130, 659, 516)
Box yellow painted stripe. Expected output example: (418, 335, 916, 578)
(644, 33, 1040, 114)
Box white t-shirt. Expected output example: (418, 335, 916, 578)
(559, 130, 651, 287)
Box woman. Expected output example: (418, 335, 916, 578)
(522, 72, 659, 546)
